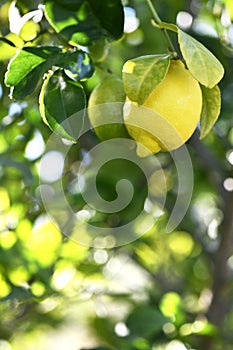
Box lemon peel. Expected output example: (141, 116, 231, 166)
(123, 59, 202, 156)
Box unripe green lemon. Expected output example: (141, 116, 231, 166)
(88, 74, 129, 140)
(123, 59, 202, 156)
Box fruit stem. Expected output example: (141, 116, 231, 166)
(145, 0, 177, 54)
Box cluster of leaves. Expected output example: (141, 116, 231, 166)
(2, 0, 124, 141)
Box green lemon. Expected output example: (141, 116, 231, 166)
(88, 74, 129, 140)
(123, 59, 202, 156)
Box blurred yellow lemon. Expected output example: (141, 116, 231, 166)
(123, 59, 202, 156)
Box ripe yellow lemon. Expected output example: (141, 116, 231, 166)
(123, 59, 202, 156)
(88, 74, 129, 140)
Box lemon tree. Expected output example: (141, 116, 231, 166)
(0, 1, 231, 350)
(3, 0, 224, 150)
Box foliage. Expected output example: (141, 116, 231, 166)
(0, 0, 233, 349)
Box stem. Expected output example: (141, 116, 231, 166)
(145, 0, 176, 54)
(146, 0, 162, 24)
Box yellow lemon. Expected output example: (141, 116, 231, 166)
(88, 74, 129, 140)
(123, 59, 202, 156)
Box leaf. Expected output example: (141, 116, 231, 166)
(23, 46, 62, 59)
(61, 51, 94, 81)
(9, 62, 49, 99)
(5, 46, 93, 99)
(199, 84, 221, 139)
(44, 0, 124, 46)
(39, 70, 86, 141)
(44, 1, 101, 46)
(0, 34, 23, 61)
(0, 36, 16, 47)
(154, 21, 178, 33)
(5, 48, 58, 86)
(126, 305, 167, 337)
(88, 0, 124, 40)
(178, 29, 224, 88)
(53, 0, 84, 11)
(5, 46, 62, 98)
(20, 47, 94, 81)
(5, 50, 45, 87)
(122, 54, 170, 105)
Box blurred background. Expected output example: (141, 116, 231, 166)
(0, 0, 233, 349)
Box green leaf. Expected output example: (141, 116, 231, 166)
(0, 37, 16, 47)
(9, 62, 49, 99)
(126, 305, 167, 337)
(39, 70, 86, 141)
(44, 0, 124, 46)
(5, 46, 62, 98)
(122, 54, 170, 105)
(5, 46, 93, 99)
(44, 1, 101, 46)
(200, 84, 221, 139)
(0, 35, 21, 61)
(178, 29, 224, 88)
(21, 47, 94, 81)
(88, 0, 124, 40)
(53, 0, 84, 11)
(5, 50, 47, 87)
(23, 46, 62, 59)
(61, 51, 94, 81)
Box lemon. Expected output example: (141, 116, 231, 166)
(88, 74, 129, 140)
(123, 59, 202, 156)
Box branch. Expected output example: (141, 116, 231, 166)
(145, 0, 176, 54)
(207, 190, 233, 323)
